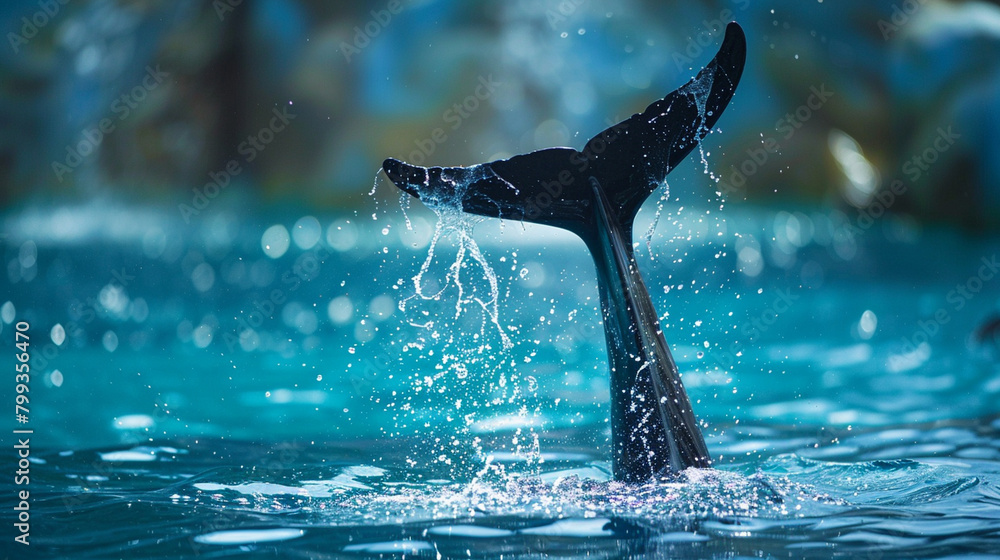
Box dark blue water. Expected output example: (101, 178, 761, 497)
(3, 201, 1000, 558)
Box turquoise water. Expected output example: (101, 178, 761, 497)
(4, 202, 1000, 558)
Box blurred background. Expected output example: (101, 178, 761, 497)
(3, 0, 1000, 450)
(1, 0, 999, 226)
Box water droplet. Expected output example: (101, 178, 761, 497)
(859, 310, 877, 339)
(51, 324, 66, 345)
(19, 241, 37, 269)
(327, 220, 359, 252)
(102, 331, 119, 352)
(292, 216, 322, 250)
(0, 302, 14, 324)
(193, 324, 213, 348)
(191, 263, 215, 292)
(261, 225, 290, 258)
(328, 296, 354, 324)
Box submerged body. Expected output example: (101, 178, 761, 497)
(382, 23, 746, 482)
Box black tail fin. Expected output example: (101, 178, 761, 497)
(383, 23, 747, 481)
(382, 22, 746, 241)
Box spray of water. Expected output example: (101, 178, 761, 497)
(642, 65, 719, 257)
(685, 65, 716, 175)
(372, 164, 547, 479)
(393, 164, 513, 350)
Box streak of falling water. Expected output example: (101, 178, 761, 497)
(644, 66, 718, 259)
(644, 180, 671, 258)
(373, 162, 556, 477)
(682, 64, 716, 175)
(398, 165, 512, 351)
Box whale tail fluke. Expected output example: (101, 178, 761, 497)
(382, 23, 747, 481)
(382, 22, 746, 241)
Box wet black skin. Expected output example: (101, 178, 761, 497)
(382, 23, 746, 482)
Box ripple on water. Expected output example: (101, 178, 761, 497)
(518, 518, 615, 538)
(426, 525, 516, 538)
(22, 417, 1000, 557)
(194, 528, 305, 545)
(343, 540, 436, 554)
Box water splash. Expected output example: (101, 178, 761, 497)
(393, 164, 513, 351)
(373, 163, 548, 478)
(643, 180, 671, 258)
(643, 66, 718, 259)
(681, 65, 716, 175)
(183, 460, 834, 528)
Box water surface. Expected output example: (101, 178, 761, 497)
(4, 202, 1000, 557)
